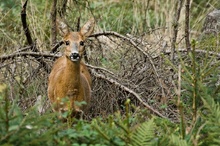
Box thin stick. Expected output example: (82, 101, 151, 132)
(0, 52, 60, 64)
(171, 0, 184, 62)
(91, 69, 167, 119)
(21, 0, 33, 46)
(178, 65, 185, 139)
(20, 0, 51, 73)
(185, 0, 191, 51)
(50, 41, 64, 53)
(86, 64, 114, 75)
(90, 31, 166, 98)
(50, 0, 57, 46)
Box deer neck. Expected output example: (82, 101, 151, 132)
(64, 57, 81, 89)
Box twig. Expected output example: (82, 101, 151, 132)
(58, 0, 67, 17)
(21, 0, 51, 73)
(0, 61, 14, 69)
(90, 31, 166, 104)
(23, 65, 42, 85)
(185, 0, 191, 51)
(177, 65, 185, 139)
(50, 41, 64, 53)
(0, 52, 60, 63)
(171, 0, 184, 62)
(126, 33, 149, 46)
(86, 64, 114, 75)
(192, 41, 197, 125)
(21, 0, 33, 46)
(154, 48, 220, 59)
(50, 0, 57, 46)
(13, 46, 32, 53)
(91, 69, 167, 119)
(76, 17, 81, 32)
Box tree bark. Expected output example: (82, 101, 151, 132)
(21, 0, 33, 47)
(171, 0, 184, 62)
(21, 0, 50, 73)
(51, 0, 57, 47)
(185, 0, 191, 52)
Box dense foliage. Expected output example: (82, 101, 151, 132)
(0, 0, 220, 145)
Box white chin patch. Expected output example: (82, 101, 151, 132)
(70, 56, 79, 62)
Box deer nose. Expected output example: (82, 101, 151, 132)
(70, 52, 80, 61)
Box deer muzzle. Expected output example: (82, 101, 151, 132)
(70, 52, 80, 61)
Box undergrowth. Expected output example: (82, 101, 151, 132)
(1, 43, 220, 145)
(0, 0, 220, 146)
(0, 0, 219, 52)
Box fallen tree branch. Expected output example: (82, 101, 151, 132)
(157, 48, 220, 60)
(90, 31, 166, 102)
(194, 49, 220, 59)
(90, 69, 167, 119)
(86, 63, 114, 75)
(50, 41, 64, 53)
(13, 46, 32, 53)
(171, 0, 184, 62)
(90, 32, 220, 59)
(185, 0, 191, 52)
(50, 0, 57, 46)
(0, 52, 60, 63)
(0, 61, 14, 69)
(21, 0, 51, 73)
(21, 0, 33, 46)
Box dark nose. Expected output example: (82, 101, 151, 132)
(70, 53, 80, 61)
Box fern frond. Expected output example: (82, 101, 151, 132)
(200, 97, 220, 145)
(130, 118, 156, 146)
(169, 134, 188, 146)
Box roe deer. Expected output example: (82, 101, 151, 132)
(48, 18, 95, 116)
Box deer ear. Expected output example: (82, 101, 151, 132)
(80, 18, 95, 38)
(56, 18, 70, 36)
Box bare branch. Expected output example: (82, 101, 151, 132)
(20, 0, 51, 73)
(154, 48, 220, 60)
(185, 0, 191, 51)
(0, 52, 60, 64)
(58, 0, 68, 17)
(50, 41, 64, 53)
(50, 0, 57, 46)
(90, 31, 166, 101)
(21, 0, 33, 46)
(76, 17, 81, 32)
(91, 69, 167, 119)
(86, 64, 114, 75)
(13, 46, 32, 53)
(171, 0, 184, 62)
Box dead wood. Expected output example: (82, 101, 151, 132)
(90, 69, 167, 119)
(2, 26, 219, 121)
(50, 0, 57, 46)
(21, 0, 33, 46)
(50, 41, 64, 53)
(21, 0, 51, 73)
(185, 0, 191, 52)
(0, 52, 60, 64)
(171, 0, 184, 62)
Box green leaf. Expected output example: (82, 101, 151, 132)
(130, 118, 156, 146)
(8, 125, 19, 131)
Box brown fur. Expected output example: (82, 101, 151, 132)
(48, 18, 95, 116)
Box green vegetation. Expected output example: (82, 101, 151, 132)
(0, 0, 220, 145)
(1, 58, 220, 145)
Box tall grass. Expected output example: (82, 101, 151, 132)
(0, 0, 220, 145)
(0, 0, 219, 52)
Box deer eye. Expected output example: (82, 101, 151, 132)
(65, 41, 70, 46)
(79, 41, 84, 46)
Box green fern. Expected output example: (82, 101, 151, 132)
(168, 134, 188, 146)
(130, 118, 156, 146)
(200, 97, 220, 145)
